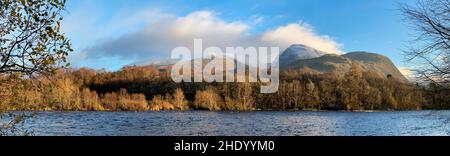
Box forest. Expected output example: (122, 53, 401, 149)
(1, 62, 449, 111)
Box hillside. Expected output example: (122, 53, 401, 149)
(280, 45, 409, 83)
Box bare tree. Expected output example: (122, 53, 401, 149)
(401, 0, 450, 87)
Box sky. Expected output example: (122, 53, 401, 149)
(61, 0, 416, 75)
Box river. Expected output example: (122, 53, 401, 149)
(20, 110, 450, 136)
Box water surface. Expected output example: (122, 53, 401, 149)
(24, 111, 450, 136)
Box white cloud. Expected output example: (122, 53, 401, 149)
(399, 67, 414, 81)
(399, 67, 412, 76)
(261, 23, 342, 54)
(172, 11, 249, 37)
(250, 15, 265, 25)
(74, 10, 343, 67)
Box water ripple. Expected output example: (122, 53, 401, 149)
(21, 111, 450, 136)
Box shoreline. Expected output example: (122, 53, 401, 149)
(4, 109, 445, 113)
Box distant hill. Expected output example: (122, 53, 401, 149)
(280, 45, 408, 83)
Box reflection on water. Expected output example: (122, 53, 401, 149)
(22, 111, 450, 136)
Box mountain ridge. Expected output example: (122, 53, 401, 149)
(280, 46, 409, 83)
(278, 44, 327, 67)
(152, 44, 409, 83)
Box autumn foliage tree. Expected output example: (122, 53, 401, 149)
(172, 88, 189, 110)
(1, 0, 73, 136)
(0, 0, 73, 75)
(194, 88, 222, 111)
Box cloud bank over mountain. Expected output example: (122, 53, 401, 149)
(71, 10, 342, 67)
(262, 23, 342, 54)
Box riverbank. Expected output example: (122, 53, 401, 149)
(2, 107, 429, 112)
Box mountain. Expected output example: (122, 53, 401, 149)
(279, 44, 327, 68)
(280, 46, 409, 83)
(154, 44, 408, 83)
(342, 52, 408, 83)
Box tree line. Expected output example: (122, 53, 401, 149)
(1, 62, 448, 111)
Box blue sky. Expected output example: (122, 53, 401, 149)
(62, 0, 415, 74)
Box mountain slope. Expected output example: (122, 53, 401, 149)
(342, 51, 408, 83)
(281, 49, 409, 83)
(279, 44, 327, 68)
